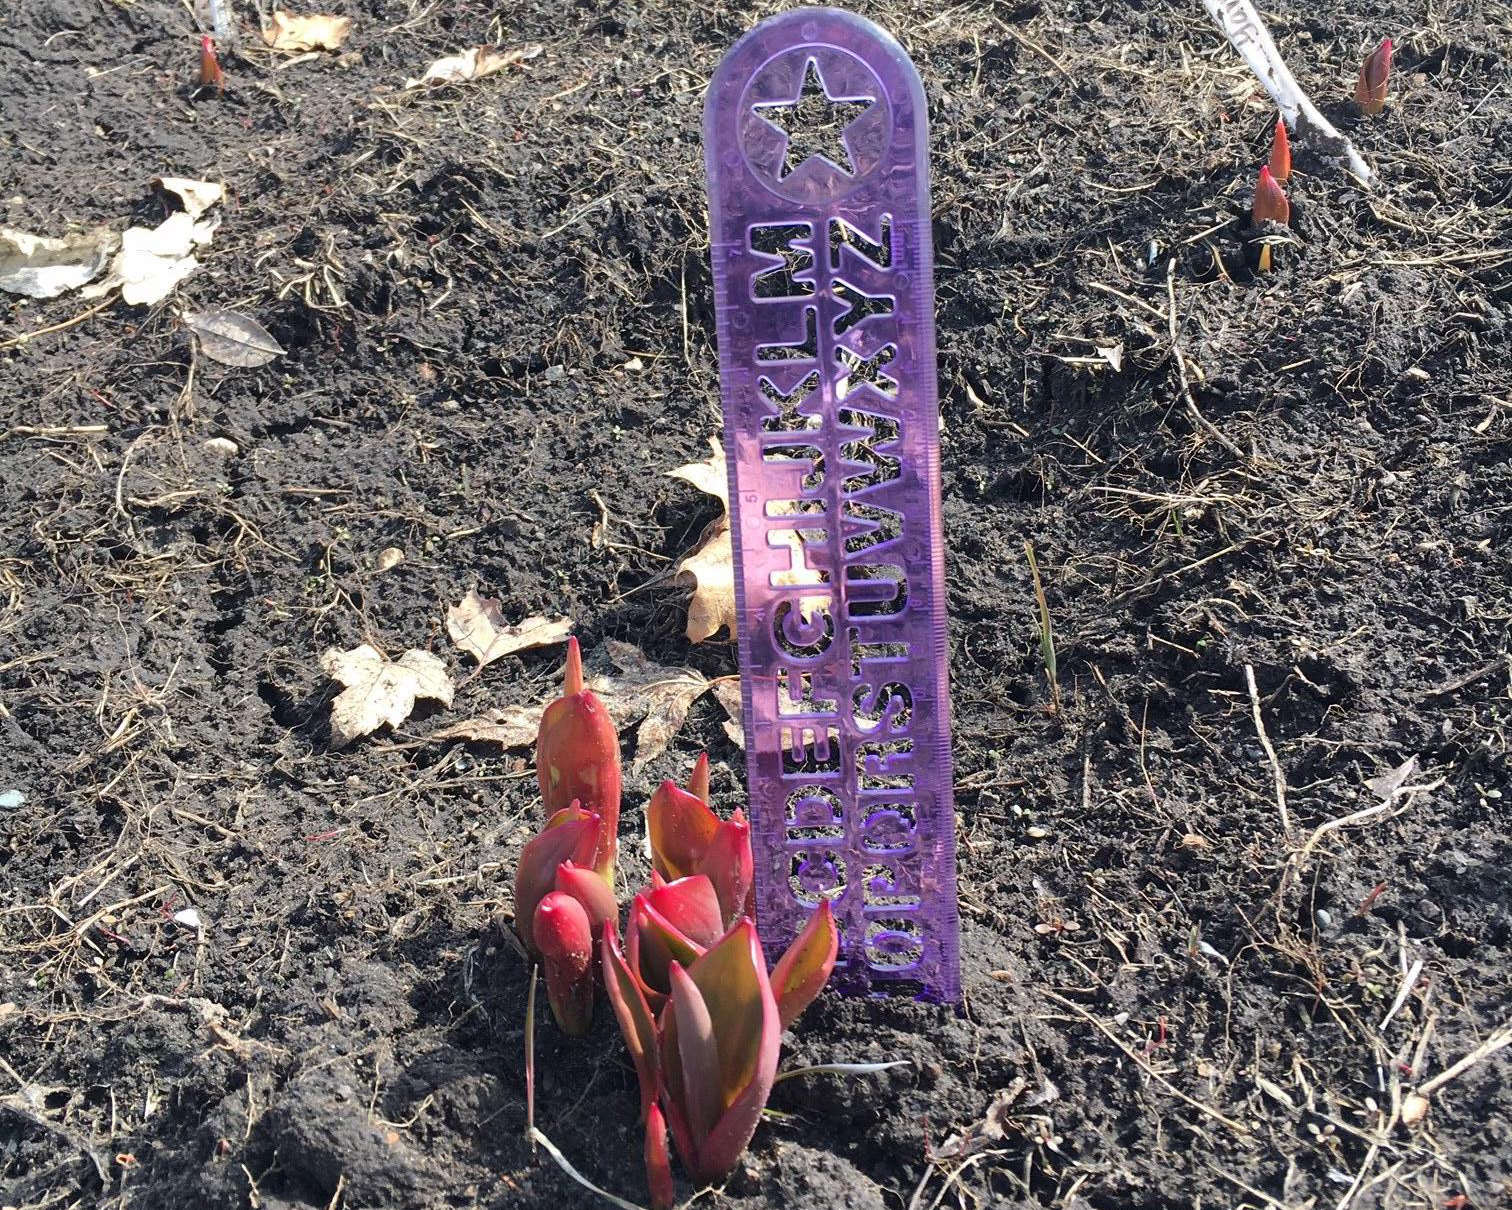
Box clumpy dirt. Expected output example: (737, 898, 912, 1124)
(3, 0, 1510, 1207)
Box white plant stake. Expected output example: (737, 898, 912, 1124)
(1203, 0, 1372, 184)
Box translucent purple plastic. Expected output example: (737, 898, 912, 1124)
(704, 8, 960, 1003)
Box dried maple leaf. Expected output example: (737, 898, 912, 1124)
(445, 590, 571, 668)
(668, 439, 737, 643)
(263, 9, 353, 51)
(668, 438, 826, 644)
(320, 644, 454, 746)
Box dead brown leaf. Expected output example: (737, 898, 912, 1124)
(431, 704, 542, 749)
(404, 43, 542, 89)
(429, 640, 743, 768)
(445, 590, 571, 668)
(263, 9, 353, 51)
(320, 644, 454, 746)
(668, 438, 826, 644)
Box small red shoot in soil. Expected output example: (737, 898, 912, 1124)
(645, 1103, 675, 1210)
(536, 637, 622, 879)
(648, 754, 753, 926)
(1355, 38, 1392, 115)
(1442, 1196, 1470, 1210)
(533, 891, 595, 1036)
(1253, 165, 1290, 226)
(198, 36, 225, 93)
(1268, 119, 1292, 182)
(1357, 880, 1388, 915)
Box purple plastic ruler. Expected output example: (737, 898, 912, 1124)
(704, 7, 960, 1002)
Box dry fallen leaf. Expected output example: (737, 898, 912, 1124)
(446, 591, 571, 668)
(404, 43, 542, 89)
(184, 309, 285, 367)
(153, 176, 224, 220)
(263, 9, 353, 51)
(84, 212, 217, 306)
(321, 644, 454, 746)
(668, 438, 825, 643)
(432, 640, 743, 768)
(709, 677, 744, 747)
(0, 226, 118, 299)
(432, 704, 542, 749)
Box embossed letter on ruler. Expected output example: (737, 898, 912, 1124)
(704, 7, 961, 1002)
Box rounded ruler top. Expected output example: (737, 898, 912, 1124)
(704, 7, 960, 1003)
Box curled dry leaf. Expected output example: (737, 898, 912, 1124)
(153, 176, 224, 220)
(184, 309, 285, 367)
(263, 9, 353, 51)
(446, 590, 571, 668)
(404, 43, 542, 89)
(320, 644, 454, 746)
(0, 226, 118, 299)
(84, 212, 217, 306)
(668, 438, 825, 643)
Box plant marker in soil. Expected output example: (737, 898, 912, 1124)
(704, 8, 961, 1002)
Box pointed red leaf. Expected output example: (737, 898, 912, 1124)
(513, 806, 599, 950)
(647, 777, 720, 882)
(645, 1102, 676, 1210)
(1268, 118, 1291, 182)
(1252, 165, 1290, 226)
(770, 899, 839, 1032)
(536, 640, 621, 876)
(553, 860, 617, 931)
(646, 875, 725, 949)
(696, 813, 753, 926)
(668, 962, 721, 1146)
(687, 751, 710, 804)
(1355, 38, 1392, 115)
(602, 930, 659, 1119)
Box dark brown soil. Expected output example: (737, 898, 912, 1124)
(3, 1, 1510, 1208)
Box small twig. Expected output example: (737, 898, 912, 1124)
(525, 964, 539, 1147)
(1417, 1022, 1512, 1098)
(1244, 665, 1291, 838)
(529, 1127, 650, 1210)
(0, 293, 117, 350)
(774, 1060, 911, 1082)
(1043, 990, 1251, 1135)
(1166, 261, 1249, 462)
(1378, 958, 1424, 1033)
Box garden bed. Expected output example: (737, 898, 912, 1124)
(2, 0, 1510, 1207)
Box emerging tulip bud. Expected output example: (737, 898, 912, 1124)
(645, 1102, 676, 1210)
(627, 875, 726, 1007)
(198, 35, 225, 92)
(534, 892, 595, 1035)
(1252, 165, 1290, 227)
(554, 860, 618, 933)
(659, 921, 781, 1185)
(536, 638, 621, 879)
(648, 754, 753, 925)
(1354, 38, 1392, 116)
(514, 804, 600, 951)
(1268, 119, 1291, 183)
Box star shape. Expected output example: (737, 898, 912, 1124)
(755, 59, 874, 179)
